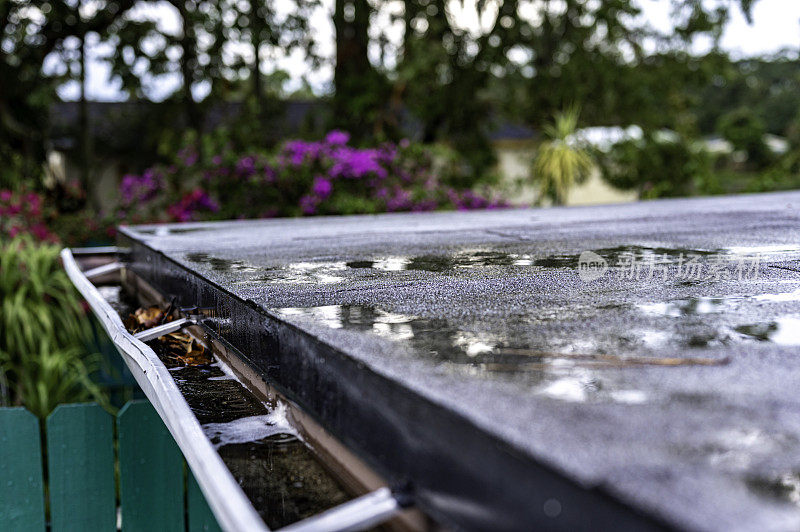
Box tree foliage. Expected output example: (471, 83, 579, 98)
(597, 132, 714, 199)
(717, 107, 773, 169)
(0, 0, 769, 188)
(692, 55, 800, 137)
(335, 0, 760, 176)
(0, 0, 139, 187)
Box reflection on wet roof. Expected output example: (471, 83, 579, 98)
(271, 303, 738, 405)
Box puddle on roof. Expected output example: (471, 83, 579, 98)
(256, 262, 347, 284)
(636, 287, 800, 316)
(255, 251, 523, 285)
(185, 252, 258, 273)
(346, 246, 722, 272)
(185, 243, 800, 286)
(135, 226, 207, 236)
(747, 472, 800, 507)
(164, 226, 208, 234)
(735, 317, 800, 345)
(272, 304, 733, 404)
(755, 289, 800, 303)
(536, 372, 648, 404)
(532, 245, 720, 269)
(252, 246, 729, 286)
(245, 243, 800, 287)
(638, 296, 740, 317)
(273, 305, 732, 363)
(346, 250, 518, 272)
(725, 244, 800, 256)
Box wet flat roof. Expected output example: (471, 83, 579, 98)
(121, 191, 800, 531)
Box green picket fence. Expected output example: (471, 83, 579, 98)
(0, 401, 221, 532)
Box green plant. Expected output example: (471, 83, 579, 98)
(0, 237, 105, 417)
(598, 132, 714, 199)
(717, 107, 774, 169)
(532, 107, 594, 205)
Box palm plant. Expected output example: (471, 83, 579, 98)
(532, 106, 594, 205)
(0, 237, 105, 417)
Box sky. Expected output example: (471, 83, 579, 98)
(64, 0, 800, 102)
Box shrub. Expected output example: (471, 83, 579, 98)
(0, 185, 115, 247)
(597, 132, 714, 199)
(117, 131, 507, 224)
(0, 189, 58, 242)
(0, 237, 105, 418)
(717, 108, 774, 170)
(532, 108, 594, 205)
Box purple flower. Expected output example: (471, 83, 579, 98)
(236, 156, 257, 177)
(312, 176, 333, 198)
(386, 188, 412, 211)
(330, 148, 386, 179)
(120, 171, 164, 206)
(168, 189, 218, 222)
(178, 147, 199, 166)
(284, 140, 321, 165)
(299, 195, 318, 215)
(443, 188, 508, 211)
(325, 130, 350, 145)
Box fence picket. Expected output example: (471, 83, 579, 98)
(187, 471, 222, 532)
(46, 403, 116, 531)
(0, 408, 45, 531)
(0, 402, 227, 532)
(118, 400, 184, 531)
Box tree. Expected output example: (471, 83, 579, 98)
(0, 0, 139, 190)
(597, 132, 713, 199)
(390, 0, 757, 178)
(692, 55, 800, 137)
(718, 107, 773, 169)
(106, 0, 320, 149)
(241, 0, 319, 144)
(488, 0, 761, 132)
(331, 0, 389, 140)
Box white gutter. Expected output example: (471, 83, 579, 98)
(61, 248, 270, 532)
(278, 488, 401, 532)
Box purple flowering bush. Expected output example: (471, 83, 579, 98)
(118, 131, 506, 223)
(0, 179, 118, 246)
(0, 189, 58, 242)
(120, 169, 165, 206)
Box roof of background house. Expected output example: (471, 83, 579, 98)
(489, 121, 537, 141)
(49, 100, 536, 151)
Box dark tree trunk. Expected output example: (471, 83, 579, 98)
(250, 0, 262, 115)
(333, 0, 374, 137)
(402, 0, 414, 59)
(79, 33, 91, 201)
(178, 1, 200, 133)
